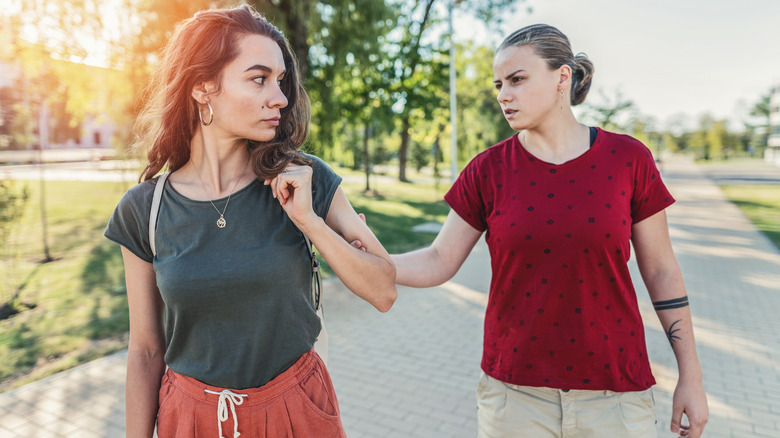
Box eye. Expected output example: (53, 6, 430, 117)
(252, 76, 267, 85)
(511, 76, 524, 84)
(494, 82, 502, 90)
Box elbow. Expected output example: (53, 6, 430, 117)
(374, 260, 397, 313)
(127, 339, 166, 365)
(375, 285, 397, 313)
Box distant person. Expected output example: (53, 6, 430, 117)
(104, 5, 395, 437)
(391, 24, 708, 438)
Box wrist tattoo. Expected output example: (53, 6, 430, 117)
(653, 296, 689, 311)
(666, 319, 682, 346)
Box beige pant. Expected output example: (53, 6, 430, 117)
(476, 372, 657, 438)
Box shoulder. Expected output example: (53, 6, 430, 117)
(117, 178, 159, 212)
(595, 128, 653, 158)
(466, 134, 518, 170)
(302, 152, 330, 170)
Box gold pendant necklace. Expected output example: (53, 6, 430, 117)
(196, 164, 243, 229)
(210, 200, 229, 228)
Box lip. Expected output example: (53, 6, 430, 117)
(503, 109, 517, 118)
(263, 117, 281, 126)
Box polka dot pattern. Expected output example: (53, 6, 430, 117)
(444, 129, 674, 392)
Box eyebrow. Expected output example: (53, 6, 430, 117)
(494, 69, 527, 82)
(243, 64, 283, 74)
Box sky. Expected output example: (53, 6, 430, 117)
(454, 0, 780, 129)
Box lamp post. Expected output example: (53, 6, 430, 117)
(448, 0, 464, 183)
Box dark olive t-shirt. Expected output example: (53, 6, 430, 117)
(104, 154, 341, 389)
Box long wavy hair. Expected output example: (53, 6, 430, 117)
(134, 4, 311, 182)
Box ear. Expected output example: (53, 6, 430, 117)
(557, 65, 572, 90)
(191, 81, 216, 104)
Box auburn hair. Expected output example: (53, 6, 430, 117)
(134, 4, 311, 182)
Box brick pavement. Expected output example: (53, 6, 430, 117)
(0, 156, 778, 437)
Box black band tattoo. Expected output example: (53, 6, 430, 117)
(653, 296, 689, 311)
(666, 319, 682, 347)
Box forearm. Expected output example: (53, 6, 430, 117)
(302, 218, 397, 312)
(125, 349, 166, 438)
(633, 212, 708, 436)
(392, 246, 458, 287)
(645, 268, 703, 380)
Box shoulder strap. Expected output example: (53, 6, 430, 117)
(149, 173, 170, 257)
(304, 236, 323, 311)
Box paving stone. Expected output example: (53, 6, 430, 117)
(1, 157, 779, 437)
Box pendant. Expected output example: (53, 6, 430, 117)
(217, 216, 226, 228)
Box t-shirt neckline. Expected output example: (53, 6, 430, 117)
(515, 127, 601, 167)
(165, 177, 261, 204)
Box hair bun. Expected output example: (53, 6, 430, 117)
(571, 53, 594, 106)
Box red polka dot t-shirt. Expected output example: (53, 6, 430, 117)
(445, 128, 674, 392)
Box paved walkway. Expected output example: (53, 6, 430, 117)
(1, 157, 779, 437)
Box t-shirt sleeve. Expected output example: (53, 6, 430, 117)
(630, 144, 675, 223)
(103, 180, 156, 263)
(306, 153, 343, 219)
(444, 156, 488, 232)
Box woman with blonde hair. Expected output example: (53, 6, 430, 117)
(105, 5, 396, 437)
(391, 24, 708, 438)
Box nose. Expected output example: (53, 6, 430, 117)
(497, 86, 511, 104)
(269, 82, 288, 109)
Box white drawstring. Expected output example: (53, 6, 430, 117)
(204, 388, 249, 438)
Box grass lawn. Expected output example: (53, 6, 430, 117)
(0, 170, 452, 391)
(0, 179, 133, 391)
(719, 185, 780, 251)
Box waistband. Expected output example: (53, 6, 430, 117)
(165, 350, 321, 406)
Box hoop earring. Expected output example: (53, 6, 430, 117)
(199, 102, 214, 126)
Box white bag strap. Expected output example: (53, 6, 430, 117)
(149, 173, 170, 257)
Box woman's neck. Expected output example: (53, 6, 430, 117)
(520, 114, 590, 165)
(186, 130, 252, 197)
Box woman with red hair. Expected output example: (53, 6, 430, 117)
(105, 5, 396, 437)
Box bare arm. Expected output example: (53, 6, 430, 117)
(392, 210, 483, 287)
(121, 247, 166, 438)
(632, 210, 709, 438)
(268, 167, 396, 312)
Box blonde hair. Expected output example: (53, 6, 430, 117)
(498, 24, 594, 106)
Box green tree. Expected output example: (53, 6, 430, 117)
(389, 0, 520, 182)
(706, 119, 730, 160)
(0, 180, 29, 313)
(581, 89, 634, 131)
(454, 42, 514, 163)
(305, 0, 397, 158)
(688, 114, 713, 160)
(744, 92, 772, 156)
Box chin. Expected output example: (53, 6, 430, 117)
(506, 120, 526, 132)
(249, 131, 277, 143)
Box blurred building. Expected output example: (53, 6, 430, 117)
(767, 83, 780, 166)
(0, 58, 118, 153)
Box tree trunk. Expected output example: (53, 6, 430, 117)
(261, 0, 312, 80)
(433, 123, 445, 179)
(363, 121, 371, 192)
(398, 116, 411, 182)
(396, 0, 435, 182)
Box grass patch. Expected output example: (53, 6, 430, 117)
(720, 185, 780, 251)
(0, 170, 452, 390)
(0, 179, 132, 391)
